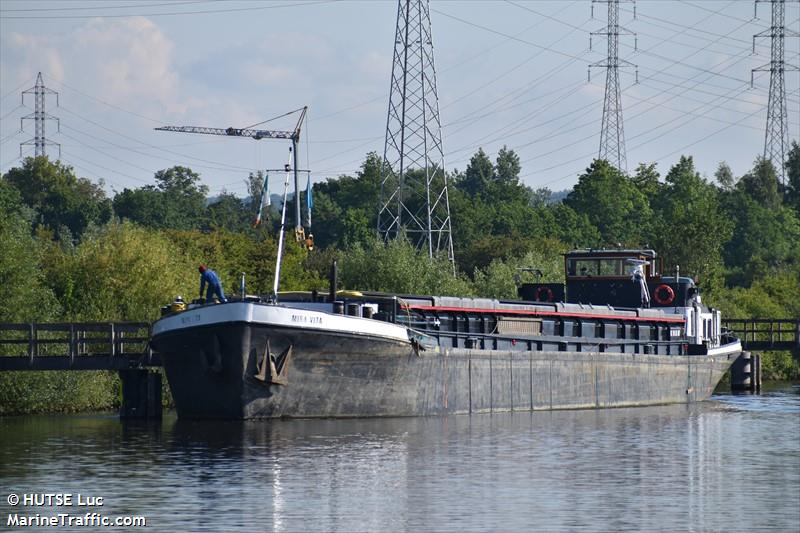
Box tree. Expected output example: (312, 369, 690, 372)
(722, 191, 800, 286)
(495, 146, 521, 184)
(458, 148, 494, 198)
(339, 235, 473, 296)
(738, 156, 781, 209)
(42, 222, 198, 321)
(0, 208, 60, 322)
(2, 156, 112, 240)
(714, 161, 736, 191)
(310, 152, 384, 248)
(544, 203, 601, 247)
(112, 187, 164, 228)
(113, 166, 208, 230)
(650, 156, 732, 291)
(565, 159, 651, 246)
(154, 166, 208, 229)
(631, 162, 661, 201)
(472, 242, 567, 299)
(0, 178, 24, 216)
(205, 192, 251, 233)
(529, 187, 552, 208)
(786, 140, 800, 215)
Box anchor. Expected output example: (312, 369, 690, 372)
(254, 339, 292, 386)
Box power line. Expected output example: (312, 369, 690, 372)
(431, 7, 590, 63)
(58, 127, 162, 180)
(56, 105, 255, 172)
(0, 1, 214, 12)
(443, 0, 773, 175)
(311, 2, 585, 125)
(0, 75, 36, 104)
(0, 103, 26, 122)
(625, 4, 757, 49)
(0, 129, 22, 146)
(44, 77, 164, 124)
(679, 0, 760, 24)
(0, 0, 339, 19)
(2, 146, 34, 169)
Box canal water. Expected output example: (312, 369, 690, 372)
(2, 386, 799, 532)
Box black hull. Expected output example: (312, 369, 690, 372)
(153, 322, 738, 420)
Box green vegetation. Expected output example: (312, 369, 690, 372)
(1, 142, 799, 413)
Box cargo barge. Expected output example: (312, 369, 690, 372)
(150, 248, 742, 419)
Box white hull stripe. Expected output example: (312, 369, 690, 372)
(152, 302, 411, 343)
(707, 340, 742, 357)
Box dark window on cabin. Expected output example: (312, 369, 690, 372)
(567, 258, 643, 278)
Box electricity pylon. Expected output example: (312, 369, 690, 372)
(21, 72, 60, 158)
(378, 0, 454, 264)
(589, 0, 637, 173)
(752, 0, 799, 185)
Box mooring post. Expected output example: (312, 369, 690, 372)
(754, 352, 762, 393)
(730, 351, 760, 393)
(119, 369, 162, 420)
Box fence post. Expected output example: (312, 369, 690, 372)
(769, 320, 774, 348)
(28, 323, 35, 366)
(109, 323, 115, 358)
(69, 324, 76, 367)
(147, 324, 154, 365)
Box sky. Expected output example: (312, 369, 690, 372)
(1, 0, 798, 201)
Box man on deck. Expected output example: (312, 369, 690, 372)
(199, 265, 227, 303)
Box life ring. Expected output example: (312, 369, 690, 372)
(535, 286, 554, 302)
(653, 284, 675, 305)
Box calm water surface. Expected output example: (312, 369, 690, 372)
(1, 386, 799, 532)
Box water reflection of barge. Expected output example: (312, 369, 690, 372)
(150, 249, 741, 419)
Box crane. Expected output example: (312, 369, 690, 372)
(155, 106, 308, 239)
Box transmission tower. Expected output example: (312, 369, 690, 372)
(20, 72, 60, 158)
(378, 0, 454, 264)
(752, 0, 798, 186)
(589, 0, 637, 173)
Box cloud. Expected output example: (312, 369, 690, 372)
(1, 32, 65, 91)
(2, 17, 187, 115)
(357, 50, 390, 80)
(241, 60, 301, 87)
(72, 17, 181, 111)
(186, 31, 338, 92)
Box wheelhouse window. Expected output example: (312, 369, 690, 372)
(566, 257, 648, 279)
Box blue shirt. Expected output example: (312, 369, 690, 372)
(200, 269, 221, 295)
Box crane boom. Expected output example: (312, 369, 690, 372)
(154, 125, 296, 140)
(154, 107, 309, 239)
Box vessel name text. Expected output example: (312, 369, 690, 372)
(292, 315, 322, 324)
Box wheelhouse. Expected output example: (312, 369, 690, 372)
(519, 248, 699, 309)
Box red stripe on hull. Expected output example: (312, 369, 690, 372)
(403, 305, 686, 324)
